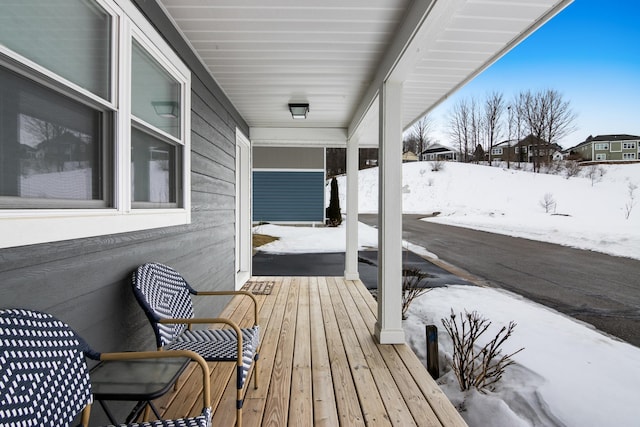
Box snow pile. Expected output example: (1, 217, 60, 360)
(405, 285, 640, 427)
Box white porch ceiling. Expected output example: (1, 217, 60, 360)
(159, 0, 571, 146)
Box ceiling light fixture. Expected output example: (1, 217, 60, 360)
(288, 103, 309, 119)
(152, 101, 179, 118)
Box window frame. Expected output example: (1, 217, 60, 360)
(0, 0, 191, 249)
(622, 153, 636, 160)
(622, 142, 636, 150)
(595, 153, 607, 161)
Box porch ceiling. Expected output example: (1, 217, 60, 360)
(159, 0, 571, 145)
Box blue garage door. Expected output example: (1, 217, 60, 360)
(253, 171, 324, 222)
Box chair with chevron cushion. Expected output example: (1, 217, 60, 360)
(0, 308, 212, 427)
(131, 262, 260, 427)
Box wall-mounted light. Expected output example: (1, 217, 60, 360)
(288, 103, 309, 119)
(152, 101, 179, 118)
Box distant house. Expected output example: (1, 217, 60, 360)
(402, 150, 418, 162)
(489, 139, 516, 162)
(568, 134, 640, 162)
(421, 143, 458, 161)
(488, 135, 561, 164)
(512, 135, 562, 164)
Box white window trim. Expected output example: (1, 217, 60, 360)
(0, 0, 191, 249)
(595, 153, 607, 161)
(622, 153, 636, 160)
(622, 142, 636, 150)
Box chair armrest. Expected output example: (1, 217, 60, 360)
(99, 350, 211, 407)
(193, 290, 259, 328)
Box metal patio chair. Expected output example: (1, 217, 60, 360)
(0, 308, 211, 427)
(131, 262, 260, 427)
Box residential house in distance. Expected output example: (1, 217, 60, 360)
(421, 143, 458, 161)
(402, 150, 419, 162)
(568, 134, 640, 162)
(489, 135, 561, 164)
(489, 139, 516, 162)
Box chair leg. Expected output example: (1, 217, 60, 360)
(236, 388, 243, 427)
(254, 355, 259, 389)
(143, 403, 152, 422)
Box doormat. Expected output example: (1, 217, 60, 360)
(242, 281, 274, 295)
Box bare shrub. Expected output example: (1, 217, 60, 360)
(585, 164, 607, 186)
(564, 160, 581, 179)
(431, 159, 445, 172)
(624, 182, 638, 220)
(539, 193, 556, 213)
(441, 310, 524, 392)
(401, 267, 431, 319)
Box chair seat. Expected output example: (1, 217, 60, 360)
(111, 408, 211, 427)
(167, 326, 259, 387)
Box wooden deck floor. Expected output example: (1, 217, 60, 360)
(152, 277, 467, 426)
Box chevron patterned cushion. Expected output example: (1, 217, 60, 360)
(0, 309, 93, 427)
(168, 326, 259, 387)
(110, 407, 212, 427)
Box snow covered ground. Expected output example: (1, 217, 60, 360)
(334, 161, 640, 260)
(255, 162, 640, 427)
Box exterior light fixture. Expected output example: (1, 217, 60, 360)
(288, 103, 309, 119)
(152, 101, 179, 118)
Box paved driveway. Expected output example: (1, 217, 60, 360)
(360, 214, 640, 347)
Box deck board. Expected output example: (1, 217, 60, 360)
(153, 276, 467, 427)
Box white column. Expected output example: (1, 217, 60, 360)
(375, 80, 405, 344)
(344, 138, 360, 281)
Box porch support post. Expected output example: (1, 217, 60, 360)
(375, 80, 405, 344)
(344, 137, 360, 280)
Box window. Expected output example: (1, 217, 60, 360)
(491, 148, 503, 155)
(623, 153, 636, 160)
(0, 0, 112, 100)
(595, 153, 607, 161)
(0, 66, 110, 208)
(623, 142, 637, 150)
(0, 0, 191, 248)
(595, 143, 609, 151)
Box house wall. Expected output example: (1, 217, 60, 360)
(592, 139, 639, 161)
(253, 147, 326, 223)
(0, 0, 247, 354)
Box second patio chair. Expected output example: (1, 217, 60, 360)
(0, 308, 211, 427)
(131, 262, 260, 427)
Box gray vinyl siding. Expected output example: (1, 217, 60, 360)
(253, 171, 325, 222)
(0, 0, 246, 360)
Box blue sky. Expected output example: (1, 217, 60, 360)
(429, 0, 640, 148)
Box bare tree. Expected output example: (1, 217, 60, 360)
(470, 97, 483, 162)
(517, 89, 576, 173)
(448, 99, 474, 163)
(510, 95, 526, 167)
(409, 115, 433, 160)
(484, 92, 505, 166)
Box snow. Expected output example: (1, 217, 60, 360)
(335, 161, 640, 260)
(254, 161, 640, 427)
